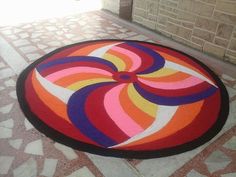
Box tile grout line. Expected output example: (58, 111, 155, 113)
(86, 153, 141, 177)
(122, 159, 145, 177)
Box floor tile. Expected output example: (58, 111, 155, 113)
(40, 158, 58, 177)
(224, 100, 236, 130)
(0, 118, 14, 128)
(45, 26, 58, 31)
(31, 32, 42, 39)
(0, 156, 14, 174)
(9, 91, 17, 99)
(9, 139, 23, 150)
(12, 39, 30, 47)
(136, 148, 203, 177)
(223, 136, 236, 150)
(0, 127, 12, 138)
(0, 36, 28, 74)
(66, 166, 95, 177)
(54, 143, 78, 160)
(127, 34, 149, 41)
(37, 44, 47, 49)
(221, 173, 236, 177)
(226, 86, 236, 99)
(4, 79, 16, 87)
(8, 34, 19, 40)
(86, 153, 140, 177)
(24, 118, 34, 130)
(26, 53, 41, 61)
(0, 86, 4, 91)
(19, 33, 29, 39)
(186, 170, 207, 177)
(222, 74, 236, 81)
(1, 30, 12, 35)
(13, 158, 37, 177)
(0, 62, 5, 68)
(19, 46, 38, 54)
(44, 47, 57, 53)
(24, 139, 44, 156)
(47, 41, 61, 47)
(204, 150, 232, 173)
(0, 68, 15, 79)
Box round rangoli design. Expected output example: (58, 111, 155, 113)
(17, 40, 229, 158)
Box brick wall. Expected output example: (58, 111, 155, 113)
(132, 0, 236, 64)
(102, 0, 120, 14)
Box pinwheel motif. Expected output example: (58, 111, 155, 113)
(21, 40, 226, 153)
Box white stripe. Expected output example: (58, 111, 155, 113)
(165, 61, 217, 87)
(88, 42, 123, 57)
(35, 69, 74, 103)
(110, 105, 178, 148)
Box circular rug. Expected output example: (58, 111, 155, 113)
(17, 40, 229, 159)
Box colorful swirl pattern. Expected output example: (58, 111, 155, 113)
(18, 40, 228, 156)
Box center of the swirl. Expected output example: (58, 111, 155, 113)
(120, 74, 131, 80)
(113, 72, 137, 83)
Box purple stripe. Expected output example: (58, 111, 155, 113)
(36, 56, 118, 72)
(133, 83, 218, 106)
(67, 82, 117, 147)
(126, 42, 165, 74)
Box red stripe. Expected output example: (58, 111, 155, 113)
(140, 43, 215, 82)
(117, 43, 154, 73)
(42, 41, 116, 64)
(136, 80, 213, 97)
(85, 83, 130, 143)
(39, 42, 92, 65)
(25, 71, 99, 146)
(123, 90, 221, 150)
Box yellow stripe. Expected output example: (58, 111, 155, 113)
(138, 68, 177, 78)
(127, 84, 157, 118)
(103, 53, 126, 71)
(67, 78, 114, 91)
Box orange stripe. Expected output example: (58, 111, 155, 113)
(32, 70, 70, 122)
(54, 73, 112, 87)
(119, 84, 155, 129)
(123, 100, 204, 147)
(139, 72, 191, 82)
(107, 49, 133, 71)
(69, 41, 116, 56)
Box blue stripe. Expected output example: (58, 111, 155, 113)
(67, 82, 117, 147)
(126, 42, 165, 74)
(36, 56, 118, 72)
(133, 83, 218, 106)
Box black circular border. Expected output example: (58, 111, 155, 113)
(16, 39, 229, 159)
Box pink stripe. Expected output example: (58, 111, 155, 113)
(45, 67, 112, 82)
(104, 84, 143, 137)
(112, 46, 142, 72)
(138, 76, 203, 89)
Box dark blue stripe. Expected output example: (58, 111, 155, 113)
(126, 42, 165, 74)
(133, 83, 218, 106)
(36, 56, 118, 72)
(67, 82, 117, 147)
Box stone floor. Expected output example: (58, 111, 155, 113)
(0, 10, 236, 177)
